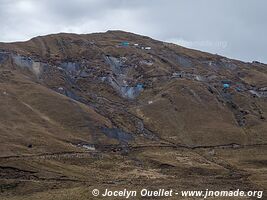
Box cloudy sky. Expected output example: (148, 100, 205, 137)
(0, 0, 266, 63)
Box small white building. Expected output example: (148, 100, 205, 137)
(148, 101, 153, 104)
(58, 87, 64, 91)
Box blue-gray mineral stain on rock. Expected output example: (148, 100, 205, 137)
(60, 62, 80, 72)
(104, 55, 144, 99)
(120, 84, 144, 99)
(175, 55, 192, 67)
(0, 52, 9, 64)
(12, 54, 47, 77)
(101, 128, 134, 144)
(65, 90, 81, 101)
(60, 62, 81, 76)
(104, 56, 126, 75)
(79, 70, 90, 78)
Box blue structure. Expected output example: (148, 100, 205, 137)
(223, 83, 230, 89)
(121, 42, 129, 46)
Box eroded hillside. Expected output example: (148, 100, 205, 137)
(0, 31, 266, 200)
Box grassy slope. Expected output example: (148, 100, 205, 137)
(0, 31, 266, 199)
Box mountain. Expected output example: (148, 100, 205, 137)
(0, 31, 266, 199)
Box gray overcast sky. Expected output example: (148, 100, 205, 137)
(0, 0, 266, 63)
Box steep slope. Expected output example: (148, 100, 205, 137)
(1, 31, 266, 147)
(0, 31, 266, 199)
(0, 63, 112, 157)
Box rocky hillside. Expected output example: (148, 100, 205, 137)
(0, 31, 266, 199)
